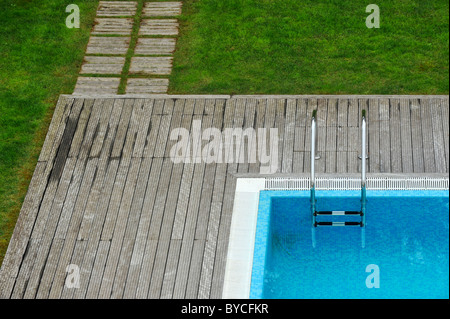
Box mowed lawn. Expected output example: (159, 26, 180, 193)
(170, 0, 449, 94)
(0, 0, 98, 265)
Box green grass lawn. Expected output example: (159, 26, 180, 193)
(0, 0, 98, 265)
(170, 0, 449, 94)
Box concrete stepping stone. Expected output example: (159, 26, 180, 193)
(73, 77, 121, 94)
(129, 57, 173, 75)
(142, 1, 182, 17)
(80, 56, 126, 74)
(97, 1, 138, 17)
(139, 19, 179, 36)
(92, 18, 134, 35)
(86, 36, 131, 55)
(125, 78, 169, 94)
(134, 38, 176, 55)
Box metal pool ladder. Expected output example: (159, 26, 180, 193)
(310, 110, 367, 248)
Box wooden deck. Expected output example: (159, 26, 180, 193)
(0, 95, 448, 299)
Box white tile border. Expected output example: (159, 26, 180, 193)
(222, 178, 265, 299)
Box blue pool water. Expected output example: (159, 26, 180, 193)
(250, 190, 449, 299)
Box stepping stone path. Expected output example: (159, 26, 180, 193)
(74, 1, 182, 95)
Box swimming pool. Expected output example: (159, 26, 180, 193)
(250, 190, 449, 299)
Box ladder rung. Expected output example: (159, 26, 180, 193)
(315, 221, 362, 227)
(314, 211, 361, 216)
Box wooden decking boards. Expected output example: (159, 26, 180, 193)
(0, 95, 448, 299)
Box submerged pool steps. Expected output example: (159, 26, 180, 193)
(310, 110, 367, 246)
(314, 211, 361, 216)
(315, 221, 363, 227)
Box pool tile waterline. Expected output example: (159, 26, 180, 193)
(74, 1, 182, 95)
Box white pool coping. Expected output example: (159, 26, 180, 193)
(222, 178, 265, 299)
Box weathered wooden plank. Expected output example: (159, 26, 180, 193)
(197, 115, 225, 298)
(347, 98, 359, 173)
(43, 157, 99, 299)
(368, 98, 380, 173)
(73, 77, 121, 95)
(139, 19, 179, 36)
(60, 240, 87, 299)
(282, 99, 296, 173)
(34, 238, 65, 298)
(80, 56, 126, 75)
(171, 162, 206, 298)
(84, 240, 111, 299)
(336, 99, 348, 152)
(126, 78, 169, 94)
(196, 99, 231, 299)
(39, 96, 73, 162)
(111, 99, 134, 157)
(170, 103, 196, 240)
(430, 98, 446, 173)
(142, 101, 164, 157)
(123, 158, 162, 298)
(441, 98, 449, 172)
(86, 36, 130, 55)
(160, 239, 182, 299)
(238, 98, 257, 173)
(54, 100, 102, 239)
(163, 99, 186, 157)
(389, 99, 402, 173)
(92, 18, 134, 35)
(209, 99, 246, 299)
(129, 57, 173, 75)
(32, 99, 84, 237)
(98, 157, 141, 298)
(325, 99, 337, 173)
(67, 98, 95, 158)
(109, 157, 150, 298)
(136, 240, 158, 298)
(142, 1, 182, 17)
(121, 99, 145, 159)
(150, 160, 184, 298)
(410, 99, 425, 172)
(399, 99, 413, 173)
(336, 99, 348, 173)
(78, 100, 124, 240)
(154, 100, 174, 157)
(89, 99, 115, 158)
(131, 99, 154, 157)
(74, 157, 124, 299)
(248, 99, 266, 173)
(378, 98, 390, 173)
(293, 99, 307, 152)
(146, 159, 174, 297)
(135, 38, 177, 55)
(23, 157, 77, 298)
(97, 1, 138, 17)
(420, 99, 436, 173)
(185, 239, 205, 298)
(194, 121, 217, 243)
(0, 161, 49, 296)
(9, 239, 41, 299)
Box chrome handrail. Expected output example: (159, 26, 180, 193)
(361, 110, 367, 229)
(311, 110, 317, 188)
(311, 110, 317, 230)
